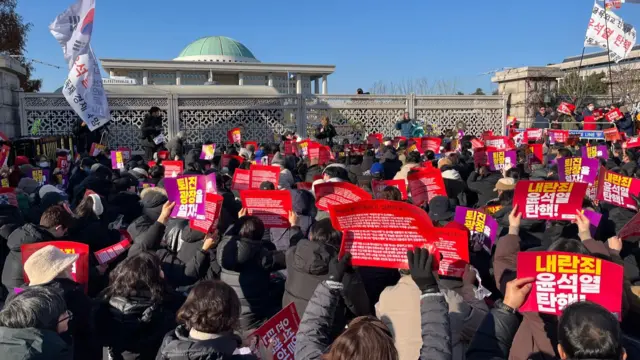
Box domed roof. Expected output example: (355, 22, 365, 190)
(174, 36, 259, 63)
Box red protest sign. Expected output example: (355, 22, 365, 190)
(604, 127, 621, 142)
(221, 154, 245, 168)
(284, 140, 296, 156)
(432, 228, 469, 278)
(367, 133, 384, 147)
(625, 136, 640, 149)
(371, 179, 408, 200)
(524, 128, 544, 142)
(163, 161, 183, 178)
(407, 167, 447, 207)
(240, 190, 292, 228)
(189, 193, 224, 233)
(548, 129, 569, 144)
(314, 182, 372, 211)
(583, 116, 597, 131)
(517, 251, 623, 320)
(527, 144, 544, 165)
(231, 169, 250, 191)
(618, 211, 640, 241)
(513, 181, 587, 220)
(606, 108, 624, 122)
(331, 200, 433, 269)
(94, 237, 131, 266)
(89, 142, 105, 157)
(484, 136, 515, 152)
(421, 137, 442, 153)
(308, 143, 333, 165)
(227, 127, 242, 144)
(471, 138, 484, 150)
(596, 167, 640, 210)
(251, 303, 300, 360)
(557, 102, 576, 115)
(21, 241, 89, 293)
(482, 130, 494, 139)
(592, 109, 603, 119)
(249, 165, 280, 190)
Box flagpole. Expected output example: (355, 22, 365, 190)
(575, 47, 587, 106)
(604, 15, 616, 105)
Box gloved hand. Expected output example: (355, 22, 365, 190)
(407, 248, 439, 294)
(328, 253, 352, 283)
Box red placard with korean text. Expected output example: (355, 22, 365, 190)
(189, 193, 224, 233)
(163, 161, 183, 178)
(432, 228, 469, 278)
(625, 136, 640, 149)
(158, 150, 169, 160)
(227, 127, 242, 144)
(231, 169, 250, 191)
(421, 137, 442, 153)
(314, 182, 372, 211)
(524, 128, 544, 142)
(597, 167, 640, 210)
(21, 241, 89, 293)
(548, 130, 569, 144)
(367, 133, 384, 147)
(618, 211, 640, 241)
(518, 251, 623, 320)
(221, 154, 245, 168)
(557, 102, 576, 115)
(604, 127, 622, 142)
(407, 167, 447, 207)
(513, 181, 587, 220)
(484, 136, 515, 152)
(94, 231, 132, 265)
(606, 108, 624, 122)
(471, 138, 484, 150)
(251, 303, 300, 360)
(240, 190, 292, 228)
(371, 179, 408, 200)
(249, 165, 280, 190)
(527, 144, 544, 165)
(331, 200, 434, 269)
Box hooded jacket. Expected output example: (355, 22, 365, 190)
(127, 187, 168, 257)
(2, 223, 55, 294)
(0, 327, 72, 360)
(283, 239, 370, 320)
(217, 235, 286, 329)
(156, 325, 254, 360)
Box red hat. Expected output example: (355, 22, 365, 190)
(14, 156, 29, 166)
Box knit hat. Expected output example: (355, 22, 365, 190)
(18, 177, 39, 195)
(88, 194, 104, 217)
(24, 245, 78, 286)
(494, 177, 516, 191)
(39, 184, 65, 200)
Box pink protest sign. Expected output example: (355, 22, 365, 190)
(164, 175, 207, 220)
(487, 150, 516, 171)
(557, 157, 599, 185)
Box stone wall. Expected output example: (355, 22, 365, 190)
(0, 56, 26, 138)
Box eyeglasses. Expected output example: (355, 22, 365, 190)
(58, 310, 73, 323)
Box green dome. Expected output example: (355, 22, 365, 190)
(176, 36, 258, 62)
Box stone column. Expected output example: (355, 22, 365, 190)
(142, 70, 149, 85)
(314, 78, 320, 94)
(321, 75, 328, 95)
(109, 69, 114, 78)
(238, 72, 244, 86)
(268, 73, 274, 87)
(176, 70, 182, 86)
(296, 74, 302, 94)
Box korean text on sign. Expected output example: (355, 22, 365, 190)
(176, 177, 203, 218)
(518, 251, 623, 319)
(560, 157, 595, 183)
(514, 181, 587, 220)
(600, 170, 634, 208)
(252, 303, 300, 360)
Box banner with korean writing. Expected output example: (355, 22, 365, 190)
(200, 144, 215, 160)
(407, 167, 447, 207)
(21, 241, 89, 293)
(371, 179, 408, 200)
(518, 251, 623, 319)
(27, 168, 49, 187)
(582, 145, 608, 159)
(557, 157, 599, 185)
(454, 207, 498, 253)
(241, 190, 292, 228)
(488, 150, 516, 171)
(514, 181, 588, 220)
(548, 130, 569, 144)
(231, 169, 250, 191)
(626, 136, 640, 149)
(249, 165, 280, 190)
(165, 175, 206, 220)
(524, 128, 544, 142)
(584, 3, 637, 63)
(597, 167, 640, 210)
(527, 144, 544, 165)
(251, 303, 300, 360)
(314, 182, 372, 211)
(221, 154, 244, 168)
(94, 235, 131, 265)
(308, 143, 333, 165)
(432, 228, 469, 278)
(110, 151, 124, 170)
(89, 142, 105, 157)
(421, 137, 442, 153)
(604, 127, 621, 142)
(606, 108, 625, 122)
(557, 102, 576, 115)
(331, 200, 433, 268)
(189, 193, 224, 233)
(484, 136, 514, 151)
(117, 147, 131, 162)
(163, 161, 183, 178)
(227, 128, 242, 144)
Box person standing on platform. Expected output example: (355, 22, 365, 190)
(533, 106, 550, 129)
(395, 112, 416, 137)
(140, 107, 164, 160)
(314, 116, 337, 147)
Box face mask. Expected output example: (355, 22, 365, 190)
(39, 162, 49, 168)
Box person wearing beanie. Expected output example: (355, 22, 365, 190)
(127, 188, 176, 256)
(166, 131, 186, 160)
(38, 184, 66, 201)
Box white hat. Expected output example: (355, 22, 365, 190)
(24, 245, 78, 286)
(38, 184, 65, 199)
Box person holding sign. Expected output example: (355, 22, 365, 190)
(296, 248, 452, 360)
(140, 106, 164, 160)
(314, 116, 337, 147)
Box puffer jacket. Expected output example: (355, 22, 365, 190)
(175, 225, 221, 281)
(0, 205, 23, 296)
(283, 239, 370, 320)
(155, 325, 254, 360)
(217, 236, 286, 330)
(0, 327, 72, 360)
(69, 213, 120, 253)
(296, 281, 452, 360)
(2, 223, 55, 295)
(127, 187, 168, 257)
(95, 294, 180, 360)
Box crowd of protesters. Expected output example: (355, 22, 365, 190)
(0, 107, 637, 360)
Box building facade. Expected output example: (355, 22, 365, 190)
(101, 36, 335, 95)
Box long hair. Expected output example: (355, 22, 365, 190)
(323, 316, 398, 360)
(104, 251, 167, 303)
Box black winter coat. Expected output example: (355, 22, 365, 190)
(466, 305, 519, 360)
(155, 325, 255, 360)
(466, 171, 503, 207)
(0, 327, 72, 360)
(217, 236, 286, 329)
(166, 138, 185, 161)
(175, 225, 221, 281)
(141, 114, 163, 149)
(69, 214, 120, 253)
(282, 239, 370, 320)
(1, 224, 55, 294)
(0, 205, 23, 298)
(314, 124, 337, 147)
(95, 294, 181, 360)
(127, 189, 168, 257)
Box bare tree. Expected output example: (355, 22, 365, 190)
(369, 77, 461, 95)
(558, 70, 607, 110)
(610, 63, 640, 110)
